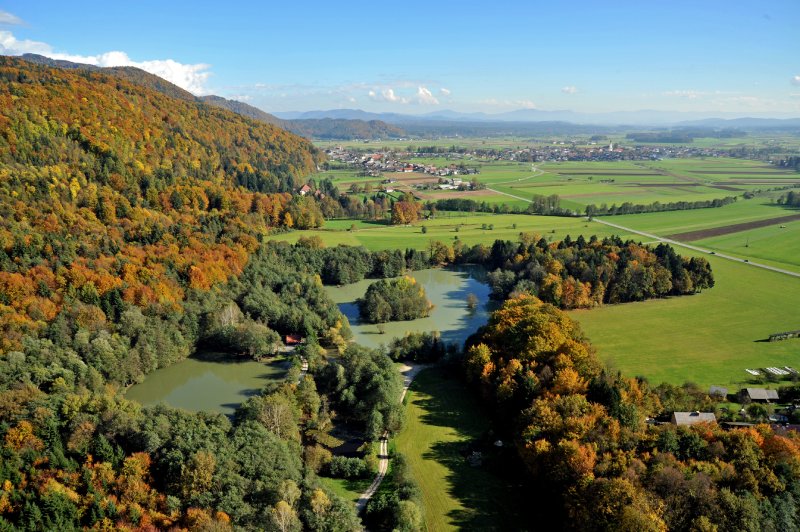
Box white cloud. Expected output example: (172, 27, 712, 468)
(561, 85, 578, 94)
(368, 88, 409, 104)
(0, 30, 212, 95)
(439, 87, 451, 96)
(516, 99, 536, 109)
(0, 31, 51, 55)
(0, 11, 22, 25)
(792, 75, 800, 86)
(416, 86, 439, 105)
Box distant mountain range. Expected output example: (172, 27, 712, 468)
(276, 107, 800, 129)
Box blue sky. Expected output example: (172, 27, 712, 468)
(1, 1, 799, 116)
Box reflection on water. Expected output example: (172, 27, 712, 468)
(127, 267, 491, 415)
(326, 266, 492, 349)
(125, 352, 288, 415)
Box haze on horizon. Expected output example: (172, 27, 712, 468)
(1, 0, 798, 119)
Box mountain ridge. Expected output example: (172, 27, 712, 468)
(275, 107, 800, 128)
(17, 53, 406, 139)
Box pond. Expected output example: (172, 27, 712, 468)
(326, 266, 492, 349)
(125, 351, 288, 416)
(126, 267, 492, 415)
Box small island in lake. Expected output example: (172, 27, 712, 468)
(358, 276, 434, 323)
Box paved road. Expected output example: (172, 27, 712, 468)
(491, 164, 545, 185)
(356, 363, 430, 515)
(486, 187, 539, 204)
(592, 217, 800, 279)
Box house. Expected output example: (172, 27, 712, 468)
(722, 421, 755, 430)
(709, 386, 728, 398)
(298, 184, 312, 196)
(403, 164, 414, 173)
(742, 388, 780, 402)
(671, 411, 717, 426)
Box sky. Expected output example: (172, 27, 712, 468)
(1, 1, 799, 117)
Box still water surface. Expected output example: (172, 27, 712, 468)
(326, 266, 492, 349)
(125, 352, 288, 415)
(126, 267, 490, 414)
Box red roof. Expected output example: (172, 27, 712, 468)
(285, 334, 302, 345)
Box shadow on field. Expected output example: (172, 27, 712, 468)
(409, 367, 535, 531)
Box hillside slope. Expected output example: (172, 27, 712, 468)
(0, 56, 326, 350)
(20, 53, 406, 139)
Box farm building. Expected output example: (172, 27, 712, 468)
(672, 411, 717, 426)
(741, 388, 780, 402)
(709, 386, 728, 398)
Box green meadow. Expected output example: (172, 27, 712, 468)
(570, 255, 800, 389)
(607, 198, 792, 235)
(395, 368, 526, 531)
(694, 221, 800, 273)
(268, 213, 634, 251)
(315, 156, 798, 215)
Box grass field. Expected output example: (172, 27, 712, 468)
(608, 198, 792, 235)
(694, 220, 800, 272)
(485, 158, 795, 209)
(570, 255, 800, 389)
(604, 199, 800, 270)
(317, 476, 371, 507)
(395, 367, 526, 531)
(268, 213, 635, 251)
(313, 155, 798, 218)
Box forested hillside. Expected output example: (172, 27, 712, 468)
(0, 56, 325, 352)
(20, 54, 406, 140)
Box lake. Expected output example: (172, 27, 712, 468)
(126, 267, 491, 414)
(326, 266, 492, 349)
(125, 351, 288, 416)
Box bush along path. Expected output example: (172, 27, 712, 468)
(356, 362, 429, 515)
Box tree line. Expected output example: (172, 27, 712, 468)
(463, 295, 800, 530)
(585, 196, 738, 216)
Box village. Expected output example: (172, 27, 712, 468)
(323, 140, 733, 172)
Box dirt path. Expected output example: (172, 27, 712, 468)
(356, 363, 431, 515)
